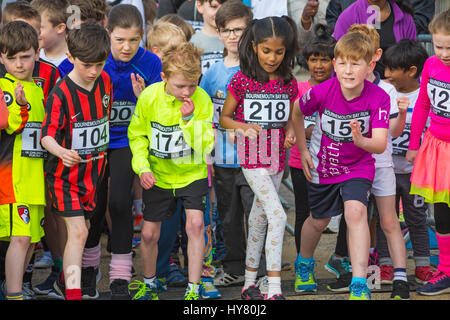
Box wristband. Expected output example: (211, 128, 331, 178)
(182, 113, 194, 121)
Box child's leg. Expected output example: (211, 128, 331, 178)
(184, 209, 205, 284)
(62, 216, 89, 290)
(140, 221, 162, 278)
(344, 200, 370, 279)
(375, 195, 407, 270)
(299, 215, 331, 259)
(5, 236, 31, 294)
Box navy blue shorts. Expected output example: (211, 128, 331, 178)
(306, 178, 372, 219)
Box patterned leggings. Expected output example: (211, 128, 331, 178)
(242, 168, 286, 271)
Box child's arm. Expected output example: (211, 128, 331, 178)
(219, 93, 262, 139)
(284, 101, 296, 149)
(0, 89, 8, 129)
(350, 120, 388, 154)
(389, 97, 409, 139)
(41, 136, 81, 167)
(292, 100, 314, 181)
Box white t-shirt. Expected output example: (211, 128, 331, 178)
(40, 49, 67, 67)
(372, 80, 398, 168)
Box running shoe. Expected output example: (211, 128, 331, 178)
(166, 263, 187, 287)
(110, 279, 131, 300)
(349, 282, 371, 300)
(214, 269, 244, 287)
(53, 275, 66, 300)
(184, 283, 200, 300)
(380, 265, 394, 284)
(34, 251, 53, 269)
(294, 258, 317, 293)
(155, 278, 167, 293)
(241, 285, 264, 300)
(200, 277, 221, 299)
(265, 294, 286, 300)
(34, 271, 58, 295)
(391, 280, 410, 300)
(325, 254, 351, 278)
(415, 266, 435, 284)
(81, 267, 99, 299)
(327, 272, 352, 293)
(129, 280, 159, 300)
(416, 271, 450, 296)
(22, 281, 35, 300)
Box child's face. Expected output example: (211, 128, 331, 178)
(162, 71, 198, 102)
(334, 56, 372, 91)
(39, 11, 64, 50)
(110, 26, 142, 63)
(0, 48, 38, 81)
(253, 37, 286, 80)
(384, 67, 415, 92)
(218, 17, 248, 56)
(15, 18, 41, 38)
(70, 56, 106, 85)
(307, 54, 333, 84)
(197, 0, 221, 29)
(432, 32, 450, 66)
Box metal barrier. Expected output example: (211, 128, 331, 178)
(418, 34, 434, 57)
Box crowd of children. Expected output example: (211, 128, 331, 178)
(0, 0, 449, 302)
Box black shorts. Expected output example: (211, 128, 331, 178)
(307, 178, 372, 219)
(142, 178, 208, 222)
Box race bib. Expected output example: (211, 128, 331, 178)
(21, 122, 47, 158)
(321, 109, 370, 142)
(187, 20, 204, 33)
(212, 97, 225, 130)
(150, 122, 192, 159)
(428, 78, 450, 119)
(201, 52, 223, 74)
(304, 114, 316, 129)
(243, 93, 290, 129)
(71, 116, 109, 155)
(392, 123, 411, 156)
(110, 100, 135, 126)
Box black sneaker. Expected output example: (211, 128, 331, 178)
(110, 279, 131, 300)
(391, 280, 410, 300)
(327, 272, 352, 292)
(53, 274, 66, 300)
(81, 267, 99, 299)
(241, 285, 265, 300)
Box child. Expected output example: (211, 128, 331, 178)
(406, 10, 450, 296)
(292, 32, 390, 300)
(2, 1, 41, 33)
(41, 22, 112, 300)
(200, 0, 255, 289)
(81, 3, 162, 300)
(288, 23, 336, 291)
(220, 16, 300, 300)
(382, 39, 433, 285)
(127, 42, 214, 300)
(30, 0, 70, 67)
(0, 21, 46, 300)
(146, 20, 188, 59)
(158, 13, 195, 42)
(190, 0, 227, 73)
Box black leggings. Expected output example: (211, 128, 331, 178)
(86, 147, 135, 254)
(434, 202, 450, 235)
(290, 167, 310, 253)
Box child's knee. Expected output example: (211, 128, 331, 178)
(186, 215, 204, 236)
(68, 224, 89, 243)
(10, 236, 31, 248)
(344, 204, 366, 225)
(141, 226, 160, 244)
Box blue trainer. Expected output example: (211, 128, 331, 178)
(294, 257, 317, 293)
(200, 277, 221, 299)
(417, 271, 450, 296)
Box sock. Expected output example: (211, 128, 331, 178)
(144, 276, 156, 287)
(394, 268, 407, 282)
(437, 234, 450, 275)
(267, 276, 281, 298)
(82, 243, 101, 268)
(350, 277, 367, 286)
(65, 288, 82, 300)
(243, 269, 258, 290)
(133, 199, 143, 215)
(414, 256, 430, 268)
(379, 257, 393, 266)
(6, 291, 23, 300)
(109, 252, 133, 284)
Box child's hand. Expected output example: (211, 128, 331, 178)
(406, 149, 418, 163)
(131, 73, 146, 99)
(61, 149, 81, 167)
(15, 82, 28, 107)
(180, 98, 195, 119)
(397, 97, 409, 114)
(284, 132, 296, 149)
(350, 119, 363, 147)
(140, 172, 157, 190)
(300, 149, 314, 181)
(242, 123, 262, 139)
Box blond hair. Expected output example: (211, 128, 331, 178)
(146, 21, 187, 52)
(347, 23, 380, 52)
(429, 9, 450, 35)
(162, 42, 203, 82)
(334, 32, 374, 63)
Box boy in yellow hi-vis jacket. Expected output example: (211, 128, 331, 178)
(128, 43, 214, 301)
(0, 21, 46, 300)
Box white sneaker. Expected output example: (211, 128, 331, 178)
(256, 275, 268, 295)
(213, 270, 244, 287)
(35, 251, 53, 269)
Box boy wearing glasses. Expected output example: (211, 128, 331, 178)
(199, 0, 259, 289)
